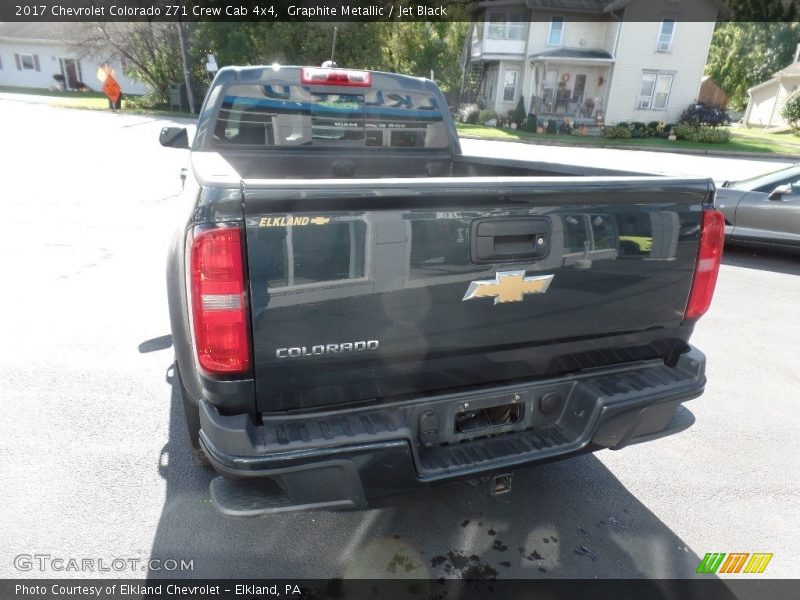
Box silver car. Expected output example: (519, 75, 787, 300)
(716, 163, 800, 252)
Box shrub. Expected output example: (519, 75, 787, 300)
(478, 109, 496, 125)
(546, 119, 558, 134)
(674, 123, 695, 140)
(674, 123, 730, 143)
(630, 128, 645, 138)
(780, 90, 800, 130)
(647, 121, 661, 131)
(458, 103, 480, 124)
(680, 103, 730, 127)
(523, 113, 538, 132)
(603, 126, 632, 139)
(513, 96, 527, 127)
(693, 126, 731, 143)
(632, 121, 647, 131)
(617, 122, 629, 130)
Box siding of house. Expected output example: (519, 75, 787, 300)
(527, 11, 611, 55)
(745, 84, 780, 127)
(603, 2, 716, 125)
(771, 79, 800, 127)
(0, 40, 147, 95)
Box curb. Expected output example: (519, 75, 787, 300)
(458, 134, 800, 161)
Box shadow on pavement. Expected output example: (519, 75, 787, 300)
(139, 335, 173, 354)
(147, 361, 733, 596)
(722, 245, 800, 275)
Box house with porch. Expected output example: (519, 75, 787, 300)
(464, 0, 727, 127)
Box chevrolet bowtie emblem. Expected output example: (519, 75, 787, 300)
(463, 271, 554, 304)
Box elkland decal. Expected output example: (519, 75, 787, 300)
(696, 552, 773, 574)
(259, 216, 330, 227)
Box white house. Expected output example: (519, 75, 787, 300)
(465, 0, 727, 125)
(0, 23, 148, 95)
(744, 56, 800, 130)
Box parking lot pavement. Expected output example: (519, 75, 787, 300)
(1, 100, 797, 579)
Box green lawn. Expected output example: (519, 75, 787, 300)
(729, 127, 800, 153)
(456, 123, 800, 157)
(0, 85, 107, 99)
(0, 85, 194, 119)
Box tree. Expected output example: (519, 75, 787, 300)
(780, 90, 800, 130)
(513, 96, 526, 127)
(70, 23, 185, 103)
(382, 22, 468, 92)
(725, 0, 800, 21)
(72, 22, 470, 106)
(706, 22, 800, 109)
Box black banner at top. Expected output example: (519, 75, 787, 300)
(2, 0, 800, 22)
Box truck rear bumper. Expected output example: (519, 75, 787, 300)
(200, 347, 705, 517)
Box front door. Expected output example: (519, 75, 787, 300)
(573, 74, 587, 105)
(542, 69, 558, 111)
(60, 59, 80, 90)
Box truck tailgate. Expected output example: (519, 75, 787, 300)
(242, 177, 711, 413)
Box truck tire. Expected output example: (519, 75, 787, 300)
(176, 364, 211, 467)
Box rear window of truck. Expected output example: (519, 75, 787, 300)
(213, 84, 449, 149)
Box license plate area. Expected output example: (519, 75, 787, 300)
(455, 401, 524, 434)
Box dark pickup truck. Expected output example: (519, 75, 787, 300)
(162, 65, 725, 517)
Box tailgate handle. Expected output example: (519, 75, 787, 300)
(471, 218, 551, 263)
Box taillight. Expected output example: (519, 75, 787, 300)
(188, 226, 251, 375)
(684, 209, 725, 320)
(300, 67, 371, 87)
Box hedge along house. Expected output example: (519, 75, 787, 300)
(0, 23, 147, 95)
(744, 48, 800, 131)
(463, 0, 727, 126)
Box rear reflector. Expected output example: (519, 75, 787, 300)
(684, 210, 725, 320)
(189, 226, 251, 375)
(300, 67, 371, 87)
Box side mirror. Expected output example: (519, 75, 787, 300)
(768, 184, 791, 200)
(159, 127, 189, 149)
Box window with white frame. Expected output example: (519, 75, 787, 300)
(20, 54, 35, 70)
(657, 20, 676, 52)
(638, 71, 674, 110)
(486, 11, 526, 40)
(503, 69, 518, 102)
(548, 16, 565, 46)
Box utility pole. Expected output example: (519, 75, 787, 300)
(330, 26, 338, 64)
(176, 20, 196, 114)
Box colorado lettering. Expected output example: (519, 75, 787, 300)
(276, 341, 379, 359)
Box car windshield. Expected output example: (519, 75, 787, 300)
(730, 164, 800, 188)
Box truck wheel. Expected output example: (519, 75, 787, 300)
(176, 365, 211, 467)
